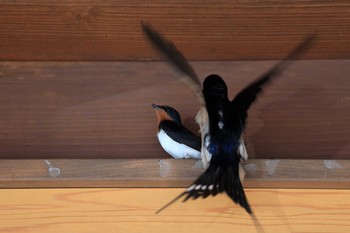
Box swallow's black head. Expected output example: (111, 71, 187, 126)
(152, 104, 182, 125)
(203, 74, 228, 98)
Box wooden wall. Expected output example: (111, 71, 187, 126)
(0, 1, 349, 159)
(1, 2, 350, 232)
(0, 0, 349, 61)
(0, 60, 349, 159)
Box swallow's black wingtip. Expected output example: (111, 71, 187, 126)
(141, 21, 156, 38)
(140, 21, 150, 31)
(298, 31, 318, 53)
(140, 20, 203, 96)
(306, 31, 318, 41)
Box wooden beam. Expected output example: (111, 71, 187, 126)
(0, 159, 349, 189)
(0, 0, 349, 60)
(1, 188, 350, 232)
(0, 60, 349, 160)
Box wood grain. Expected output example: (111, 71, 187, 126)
(0, 0, 349, 61)
(0, 60, 349, 159)
(0, 159, 349, 189)
(0, 188, 349, 233)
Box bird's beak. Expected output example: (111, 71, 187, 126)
(152, 103, 160, 110)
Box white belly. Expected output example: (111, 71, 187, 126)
(157, 130, 201, 159)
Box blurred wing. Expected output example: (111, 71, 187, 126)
(141, 22, 204, 103)
(230, 34, 317, 136)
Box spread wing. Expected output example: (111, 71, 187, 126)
(230, 34, 316, 136)
(141, 22, 204, 103)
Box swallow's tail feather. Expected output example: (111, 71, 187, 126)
(156, 152, 252, 214)
(224, 163, 252, 214)
(193, 155, 252, 214)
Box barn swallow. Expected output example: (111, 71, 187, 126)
(152, 103, 201, 159)
(142, 22, 315, 215)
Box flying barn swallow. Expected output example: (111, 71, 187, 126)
(152, 103, 201, 159)
(142, 22, 315, 215)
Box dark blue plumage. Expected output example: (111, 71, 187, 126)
(142, 22, 315, 215)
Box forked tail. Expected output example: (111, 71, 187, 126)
(156, 153, 252, 214)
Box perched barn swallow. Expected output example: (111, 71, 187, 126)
(152, 103, 201, 159)
(142, 22, 315, 215)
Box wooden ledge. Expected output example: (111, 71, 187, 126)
(0, 159, 349, 189)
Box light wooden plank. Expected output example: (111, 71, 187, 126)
(0, 0, 349, 60)
(0, 188, 349, 233)
(0, 159, 349, 189)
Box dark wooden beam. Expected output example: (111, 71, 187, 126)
(0, 60, 349, 159)
(0, 0, 349, 61)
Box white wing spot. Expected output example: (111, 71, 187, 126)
(208, 184, 214, 190)
(204, 135, 210, 147)
(201, 185, 207, 190)
(187, 185, 196, 192)
(195, 185, 202, 190)
(218, 111, 223, 117)
(218, 121, 224, 129)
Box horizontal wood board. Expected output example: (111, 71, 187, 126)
(0, 60, 349, 159)
(0, 0, 350, 60)
(1, 188, 350, 233)
(0, 159, 349, 189)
